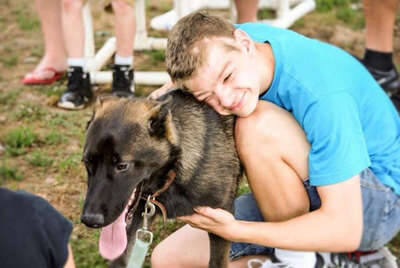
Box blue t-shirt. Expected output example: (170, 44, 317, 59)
(237, 23, 400, 194)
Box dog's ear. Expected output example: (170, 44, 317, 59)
(94, 94, 119, 111)
(148, 100, 178, 145)
(86, 110, 95, 131)
(86, 95, 121, 131)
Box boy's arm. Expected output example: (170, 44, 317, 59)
(236, 175, 363, 252)
(180, 175, 363, 252)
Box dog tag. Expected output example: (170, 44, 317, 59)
(127, 230, 153, 268)
(127, 198, 155, 268)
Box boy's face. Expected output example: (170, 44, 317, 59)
(184, 34, 264, 117)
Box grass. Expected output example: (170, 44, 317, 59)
(0, 89, 21, 110)
(2, 127, 38, 156)
(12, 102, 47, 121)
(0, 161, 22, 183)
(0, 55, 18, 67)
(58, 153, 81, 175)
(43, 130, 66, 146)
(26, 150, 53, 167)
(15, 8, 40, 31)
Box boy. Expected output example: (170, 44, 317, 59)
(58, 0, 136, 110)
(150, 11, 400, 267)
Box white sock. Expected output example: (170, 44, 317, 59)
(114, 54, 133, 67)
(275, 248, 316, 268)
(67, 58, 86, 68)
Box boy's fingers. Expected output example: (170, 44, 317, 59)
(148, 81, 175, 99)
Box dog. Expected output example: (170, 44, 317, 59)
(81, 89, 243, 268)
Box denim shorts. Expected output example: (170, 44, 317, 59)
(229, 168, 400, 260)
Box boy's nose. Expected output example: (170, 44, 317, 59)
(215, 85, 235, 108)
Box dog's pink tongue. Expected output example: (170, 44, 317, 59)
(99, 211, 127, 260)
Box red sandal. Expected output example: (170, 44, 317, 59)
(21, 67, 65, 85)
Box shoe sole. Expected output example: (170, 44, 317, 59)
(57, 101, 85, 110)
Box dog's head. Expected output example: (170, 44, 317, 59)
(81, 95, 179, 229)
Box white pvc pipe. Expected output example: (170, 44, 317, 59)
(90, 71, 170, 85)
(277, 0, 290, 19)
(83, 3, 95, 58)
(135, 0, 147, 40)
(134, 37, 167, 50)
(261, 0, 315, 28)
(87, 37, 116, 72)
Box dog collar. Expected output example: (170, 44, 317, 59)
(147, 169, 176, 222)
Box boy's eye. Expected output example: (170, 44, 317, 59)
(223, 73, 232, 83)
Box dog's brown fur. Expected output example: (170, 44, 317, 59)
(81, 90, 242, 267)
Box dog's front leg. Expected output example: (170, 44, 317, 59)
(208, 233, 230, 268)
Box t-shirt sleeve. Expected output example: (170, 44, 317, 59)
(33, 194, 73, 268)
(303, 92, 371, 186)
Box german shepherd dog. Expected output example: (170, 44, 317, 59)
(81, 90, 243, 268)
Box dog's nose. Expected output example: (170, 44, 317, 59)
(81, 213, 105, 228)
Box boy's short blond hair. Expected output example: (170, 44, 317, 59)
(166, 11, 236, 84)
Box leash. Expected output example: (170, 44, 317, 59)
(127, 169, 176, 268)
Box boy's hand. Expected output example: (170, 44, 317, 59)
(178, 206, 239, 242)
(148, 81, 176, 99)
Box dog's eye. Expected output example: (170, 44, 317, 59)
(116, 162, 130, 172)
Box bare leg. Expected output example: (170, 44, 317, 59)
(151, 224, 210, 268)
(364, 0, 398, 52)
(112, 0, 136, 58)
(235, 101, 310, 222)
(64, 244, 76, 268)
(24, 0, 67, 81)
(234, 0, 259, 23)
(61, 0, 85, 59)
(151, 224, 267, 268)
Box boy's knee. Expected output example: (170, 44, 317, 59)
(151, 241, 178, 268)
(235, 103, 281, 158)
(62, 0, 84, 13)
(111, 0, 133, 15)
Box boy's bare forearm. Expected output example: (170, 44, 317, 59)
(234, 176, 363, 252)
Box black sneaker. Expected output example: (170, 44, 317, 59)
(111, 64, 134, 98)
(57, 66, 93, 110)
(364, 65, 400, 94)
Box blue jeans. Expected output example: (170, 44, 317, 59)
(229, 168, 400, 260)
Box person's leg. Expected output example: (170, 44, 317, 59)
(23, 0, 67, 84)
(364, 0, 397, 53)
(362, 0, 400, 93)
(112, 0, 136, 58)
(110, 0, 136, 96)
(234, 0, 259, 23)
(235, 101, 320, 267)
(64, 244, 76, 268)
(235, 101, 310, 222)
(62, 0, 85, 59)
(318, 168, 400, 266)
(151, 224, 267, 268)
(58, 0, 92, 110)
(151, 224, 210, 268)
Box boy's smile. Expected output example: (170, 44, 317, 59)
(183, 31, 274, 117)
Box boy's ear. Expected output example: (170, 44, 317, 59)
(233, 29, 253, 54)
